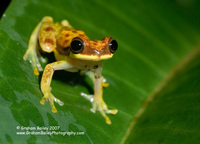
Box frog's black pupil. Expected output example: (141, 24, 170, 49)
(109, 40, 118, 53)
(71, 40, 83, 53)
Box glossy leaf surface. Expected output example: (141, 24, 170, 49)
(0, 0, 200, 143)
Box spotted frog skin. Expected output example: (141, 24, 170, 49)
(23, 16, 118, 124)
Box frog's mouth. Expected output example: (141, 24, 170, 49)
(69, 52, 113, 61)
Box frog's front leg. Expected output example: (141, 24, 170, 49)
(83, 66, 118, 124)
(40, 60, 73, 113)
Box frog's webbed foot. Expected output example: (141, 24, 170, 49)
(91, 98, 118, 125)
(40, 92, 64, 113)
(81, 92, 118, 125)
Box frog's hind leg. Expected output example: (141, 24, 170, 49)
(38, 17, 57, 53)
(23, 17, 53, 75)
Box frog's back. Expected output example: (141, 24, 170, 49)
(38, 17, 89, 58)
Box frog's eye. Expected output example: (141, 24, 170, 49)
(70, 37, 85, 54)
(108, 39, 118, 53)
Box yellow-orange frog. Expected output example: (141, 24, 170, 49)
(23, 16, 118, 124)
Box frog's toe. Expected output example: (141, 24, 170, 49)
(51, 105, 57, 113)
(80, 92, 94, 102)
(106, 109, 118, 115)
(101, 76, 109, 87)
(105, 116, 111, 125)
(32, 62, 42, 76)
(90, 102, 97, 113)
(92, 100, 117, 124)
(102, 82, 109, 88)
(40, 96, 47, 105)
(54, 97, 64, 106)
(37, 53, 46, 63)
(90, 108, 96, 113)
(34, 67, 40, 76)
(99, 107, 112, 125)
(23, 49, 43, 76)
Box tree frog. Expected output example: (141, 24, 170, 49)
(23, 16, 118, 124)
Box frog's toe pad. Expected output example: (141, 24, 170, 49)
(102, 82, 109, 87)
(34, 67, 40, 76)
(105, 116, 111, 125)
(51, 105, 57, 113)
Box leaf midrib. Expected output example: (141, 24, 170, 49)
(120, 47, 200, 144)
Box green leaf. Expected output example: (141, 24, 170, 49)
(0, 0, 200, 143)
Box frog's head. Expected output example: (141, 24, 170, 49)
(69, 37, 118, 61)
